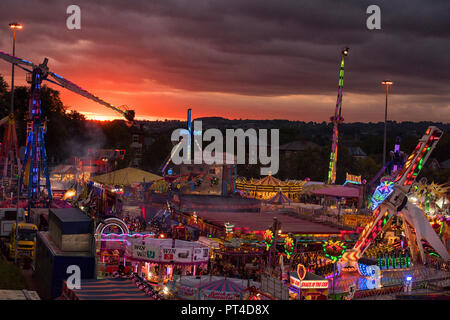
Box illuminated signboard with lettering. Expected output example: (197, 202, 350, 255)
(290, 276, 328, 289)
(345, 173, 362, 184)
(300, 280, 329, 289)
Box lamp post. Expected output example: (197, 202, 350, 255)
(381, 80, 393, 167)
(9, 22, 23, 265)
(9, 22, 23, 114)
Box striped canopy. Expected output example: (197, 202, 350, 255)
(67, 278, 154, 300)
(91, 167, 162, 186)
(268, 190, 291, 204)
(254, 175, 285, 186)
(235, 175, 305, 193)
(198, 278, 245, 294)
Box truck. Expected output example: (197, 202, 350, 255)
(0, 208, 25, 237)
(3, 222, 38, 260)
(0, 208, 38, 260)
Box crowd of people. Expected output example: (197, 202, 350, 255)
(122, 215, 147, 233)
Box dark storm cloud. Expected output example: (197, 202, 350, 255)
(0, 0, 449, 100)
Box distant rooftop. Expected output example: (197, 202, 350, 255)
(440, 159, 450, 169)
(347, 146, 367, 157)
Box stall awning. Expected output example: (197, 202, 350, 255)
(267, 190, 291, 204)
(91, 167, 162, 186)
(64, 278, 153, 300)
(198, 278, 245, 294)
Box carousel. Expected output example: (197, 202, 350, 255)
(236, 175, 305, 201)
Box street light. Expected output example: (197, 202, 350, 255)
(342, 47, 349, 56)
(381, 80, 393, 167)
(9, 22, 23, 114)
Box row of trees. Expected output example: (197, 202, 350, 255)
(237, 145, 380, 184)
(0, 74, 136, 166)
(0, 73, 448, 184)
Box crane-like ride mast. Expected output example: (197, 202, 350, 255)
(0, 50, 135, 207)
(327, 47, 349, 185)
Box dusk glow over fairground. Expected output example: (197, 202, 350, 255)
(0, 0, 448, 314)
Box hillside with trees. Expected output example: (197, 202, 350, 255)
(0, 74, 448, 184)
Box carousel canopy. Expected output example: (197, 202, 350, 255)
(254, 175, 285, 186)
(198, 278, 245, 294)
(268, 190, 291, 204)
(236, 175, 305, 193)
(91, 167, 162, 186)
(312, 185, 360, 198)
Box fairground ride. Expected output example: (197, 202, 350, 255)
(340, 126, 449, 268)
(327, 47, 349, 185)
(366, 137, 407, 197)
(0, 114, 21, 187)
(160, 108, 202, 175)
(0, 50, 135, 207)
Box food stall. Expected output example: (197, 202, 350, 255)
(288, 270, 329, 300)
(125, 237, 210, 285)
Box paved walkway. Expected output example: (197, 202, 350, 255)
(21, 267, 39, 292)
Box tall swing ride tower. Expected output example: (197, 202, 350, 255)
(327, 47, 349, 185)
(0, 50, 135, 207)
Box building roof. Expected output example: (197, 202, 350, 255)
(279, 140, 319, 152)
(312, 185, 360, 198)
(196, 210, 341, 234)
(347, 146, 367, 157)
(51, 165, 77, 175)
(0, 290, 40, 300)
(440, 159, 450, 169)
(49, 208, 92, 223)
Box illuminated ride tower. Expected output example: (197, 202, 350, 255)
(21, 59, 52, 206)
(0, 50, 135, 207)
(0, 114, 21, 187)
(327, 47, 349, 185)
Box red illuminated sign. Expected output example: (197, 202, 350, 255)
(301, 280, 328, 289)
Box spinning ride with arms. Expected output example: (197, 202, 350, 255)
(0, 50, 135, 206)
(340, 126, 449, 267)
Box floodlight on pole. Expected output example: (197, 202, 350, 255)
(9, 22, 23, 114)
(381, 80, 393, 167)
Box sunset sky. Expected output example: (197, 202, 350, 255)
(0, 0, 449, 122)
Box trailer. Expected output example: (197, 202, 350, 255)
(34, 231, 95, 300)
(34, 208, 95, 300)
